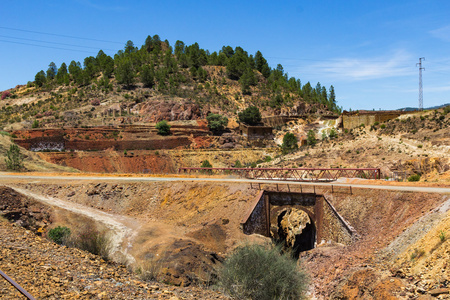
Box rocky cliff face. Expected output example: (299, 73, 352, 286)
(137, 99, 202, 122)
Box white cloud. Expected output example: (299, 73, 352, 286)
(430, 25, 450, 42)
(299, 50, 416, 82)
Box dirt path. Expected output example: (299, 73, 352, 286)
(0, 173, 449, 194)
(5, 185, 140, 265)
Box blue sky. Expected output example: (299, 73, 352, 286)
(1, 0, 450, 110)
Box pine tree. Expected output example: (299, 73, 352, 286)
(34, 70, 46, 87)
(255, 51, 270, 78)
(115, 58, 135, 88)
(124, 40, 137, 54)
(174, 40, 185, 58)
(144, 35, 153, 52)
(68, 61, 82, 84)
(56, 62, 68, 84)
(226, 47, 248, 80)
(329, 85, 336, 110)
(140, 65, 154, 88)
(47, 62, 57, 80)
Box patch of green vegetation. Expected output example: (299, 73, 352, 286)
(5, 144, 24, 171)
(48, 226, 71, 245)
(217, 244, 309, 300)
(407, 174, 421, 182)
(156, 120, 171, 136)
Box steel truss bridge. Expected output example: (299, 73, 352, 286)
(178, 167, 381, 182)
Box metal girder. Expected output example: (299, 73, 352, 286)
(178, 167, 381, 182)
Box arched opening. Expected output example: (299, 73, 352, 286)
(276, 208, 316, 258)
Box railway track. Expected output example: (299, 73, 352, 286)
(0, 269, 35, 299)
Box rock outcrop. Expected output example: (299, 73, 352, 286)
(138, 99, 201, 122)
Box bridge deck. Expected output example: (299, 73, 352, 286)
(178, 167, 381, 181)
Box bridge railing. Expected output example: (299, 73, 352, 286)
(178, 167, 381, 181)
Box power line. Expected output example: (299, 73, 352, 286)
(0, 39, 96, 54)
(0, 35, 117, 52)
(0, 26, 123, 45)
(266, 56, 399, 64)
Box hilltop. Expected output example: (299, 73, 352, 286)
(0, 35, 339, 132)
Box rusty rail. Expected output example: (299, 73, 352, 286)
(179, 167, 381, 182)
(0, 269, 36, 300)
(249, 182, 353, 195)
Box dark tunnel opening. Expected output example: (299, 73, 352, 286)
(275, 209, 316, 258)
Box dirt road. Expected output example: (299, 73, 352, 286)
(0, 173, 449, 194)
(6, 185, 140, 265)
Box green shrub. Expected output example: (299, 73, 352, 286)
(156, 120, 171, 135)
(443, 105, 450, 115)
(201, 160, 213, 174)
(201, 160, 212, 168)
(408, 174, 421, 182)
(234, 160, 243, 168)
(218, 244, 308, 300)
(380, 124, 386, 129)
(32, 119, 40, 128)
(5, 144, 24, 171)
(238, 106, 261, 126)
(207, 113, 228, 133)
(329, 128, 337, 139)
(306, 130, 316, 147)
(281, 133, 298, 154)
(48, 226, 71, 245)
(439, 230, 446, 242)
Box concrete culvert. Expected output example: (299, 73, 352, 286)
(277, 208, 316, 257)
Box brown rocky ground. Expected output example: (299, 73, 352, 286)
(0, 217, 229, 299)
(302, 189, 449, 299)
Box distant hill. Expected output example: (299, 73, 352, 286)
(398, 103, 450, 111)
